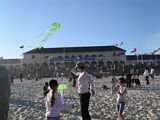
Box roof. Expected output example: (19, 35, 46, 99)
(0, 59, 21, 64)
(23, 45, 126, 54)
(126, 55, 160, 61)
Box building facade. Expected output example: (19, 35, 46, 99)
(1, 46, 160, 77)
(22, 45, 126, 67)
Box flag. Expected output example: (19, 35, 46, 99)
(20, 45, 24, 48)
(156, 48, 160, 52)
(113, 51, 123, 56)
(130, 48, 136, 53)
(115, 44, 118, 47)
(120, 42, 123, 46)
(150, 48, 160, 55)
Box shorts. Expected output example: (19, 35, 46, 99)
(116, 101, 125, 113)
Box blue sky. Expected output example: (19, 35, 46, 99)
(0, 0, 160, 59)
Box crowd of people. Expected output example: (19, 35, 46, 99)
(6, 61, 160, 81)
(0, 61, 159, 120)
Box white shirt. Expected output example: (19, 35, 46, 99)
(150, 69, 154, 75)
(77, 71, 94, 94)
(45, 91, 71, 117)
(143, 70, 149, 77)
(117, 85, 127, 102)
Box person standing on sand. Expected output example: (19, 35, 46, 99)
(10, 75, 14, 86)
(45, 79, 73, 120)
(0, 66, 11, 120)
(143, 68, 150, 85)
(72, 62, 95, 120)
(111, 77, 116, 94)
(19, 72, 23, 82)
(43, 82, 49, 97)
(116, 77, 127, 120)
(126, 72, 132, 88)
(150, 67, 155, 81)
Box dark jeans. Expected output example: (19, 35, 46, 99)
(0, 97, 9, 120)
(145, 76, 149, 85)
(79, 92, 91, 120)
(73, 79, 76, 87)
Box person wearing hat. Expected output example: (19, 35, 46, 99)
(0, 66, 11, 120)
(73, 62, 95, 120)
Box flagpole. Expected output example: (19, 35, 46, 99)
(136, 53, 138, 65)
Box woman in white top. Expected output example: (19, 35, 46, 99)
(45, 79, 72, 120)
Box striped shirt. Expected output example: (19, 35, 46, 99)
(45, 91, 72, 117)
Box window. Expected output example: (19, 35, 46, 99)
(71, 55, 75, 58)
(58, 56, 62, 58)
(78, 55, 82, 57)
(99, 54, 103, 57)
(65, 56, 69, 58)
(85, 55, 89, 58)
(91, 55, 96, 57)
(32, 55, 35, 59)
(45, 56, 49, 59)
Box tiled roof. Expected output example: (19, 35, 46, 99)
(0, 59, 21, 64)
(23, 45, 126, 54)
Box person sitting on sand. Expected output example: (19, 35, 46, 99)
(45, 79, 73, 120)
(43, 82, 49, 96)
(116, 77, 127, 120)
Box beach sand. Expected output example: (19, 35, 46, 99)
(9, 76, 160, 120)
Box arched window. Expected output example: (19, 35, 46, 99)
(99, 54, 103, 57)
(32, 55, 35, 59)
(45, 56, 49, 59)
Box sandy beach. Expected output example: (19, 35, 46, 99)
(8, 76, 160, 120)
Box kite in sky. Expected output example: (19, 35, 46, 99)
(41, 22, 60, 42)
(20, 45, 24, 48)
(150, 48, 160, 55)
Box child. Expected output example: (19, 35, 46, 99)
(10, 75, 14, 86)
(43, 82, 49, 96)
(45, 79, 73, 120)
(111, 78, 116, 94)
(116, 77, 127, 120)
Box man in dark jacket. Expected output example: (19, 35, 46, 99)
(0, 66, 11, 120)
